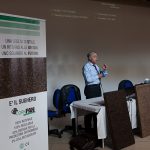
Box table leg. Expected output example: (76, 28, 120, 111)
(75, 113, 78, 135)
(72, 118, 76, 136)
(102, 139, 105, 149)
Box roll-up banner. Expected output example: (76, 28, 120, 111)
(0, 13, 48, 150)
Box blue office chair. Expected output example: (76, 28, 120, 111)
(118, 80, 138, 134)
(118, 80, 135, 97)
(118, 80, 134, 90)
(48, 89, 63, 138)
(60, 84, 82, 136)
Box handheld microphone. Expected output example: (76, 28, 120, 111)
(103, 64, 107, 70)
(101, 64, 108, 77)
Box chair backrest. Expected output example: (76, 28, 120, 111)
(118, 80, 134, 90)
(60, 84, 81, 113)
(53, 89, 62, 112)
(118, 80, 135, 96)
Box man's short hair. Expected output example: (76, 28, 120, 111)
(87, 51, 97, 59)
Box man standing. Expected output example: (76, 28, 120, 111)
(82, 51, 108, 132)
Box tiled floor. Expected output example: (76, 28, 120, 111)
(49, 133, 150, 150)
(49, 132, 150, 150)
(48, 116, 150, 150)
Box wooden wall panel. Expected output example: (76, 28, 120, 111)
(104, 90, 135, 149)
(135, 84, 150, 138)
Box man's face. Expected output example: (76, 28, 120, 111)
(89, 53, 98, 64)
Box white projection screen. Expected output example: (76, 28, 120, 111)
(48, 0, 150, 109)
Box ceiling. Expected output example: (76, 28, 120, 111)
(91, 0, 150, 7)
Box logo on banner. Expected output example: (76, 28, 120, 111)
(11, 107, 35, 116)
(19, 143, 24, 149)
(19, 141, 30, 150)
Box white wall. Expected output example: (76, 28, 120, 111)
(47, 0, 150, 109)
(0, 0, 150, 110)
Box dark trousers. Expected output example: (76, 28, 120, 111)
(84, 84, 102, 132)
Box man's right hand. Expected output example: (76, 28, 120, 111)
(98, 73, 103, 79)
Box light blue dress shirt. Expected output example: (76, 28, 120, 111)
(82, 62, 101, 85)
